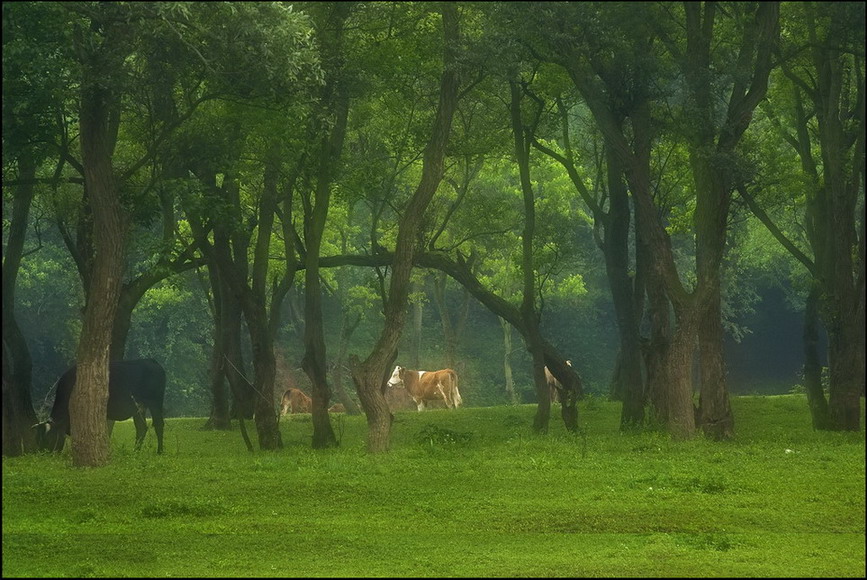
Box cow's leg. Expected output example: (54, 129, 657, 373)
(132, 411, 148, 451)
(436, 383, 452, 409)
(416, 399, 426, 412)
(152, 412, 165, 454)
(106, 419, 116, 438)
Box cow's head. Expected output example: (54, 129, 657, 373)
(386, 366, 404, 388)
(31, 419, 65, 452)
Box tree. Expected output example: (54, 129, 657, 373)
(2, 0, 75, 456)
(299, 2, 352, 449)
(351, 2, 461, 453)
(743, 1, 864, 430)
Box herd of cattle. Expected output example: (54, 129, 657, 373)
(32, 357, 571, 454)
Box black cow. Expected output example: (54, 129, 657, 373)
(32, 358, 166, 454)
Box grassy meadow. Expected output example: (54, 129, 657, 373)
(2, 394, 865, 578)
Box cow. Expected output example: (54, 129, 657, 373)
(545, 360, 572, 405)
(386, 366, 462, 412)
(32, 358, 166, 454)
(328, 403, 346, 413)
(280, 387, 312, 416)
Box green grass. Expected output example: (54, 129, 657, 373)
(3, 395, 864, 577)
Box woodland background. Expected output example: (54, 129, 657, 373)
(2, 2, 864, 464)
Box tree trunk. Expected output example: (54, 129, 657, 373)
(410, 279, 424, 369)
(245, 155, 283, 451)
(301, 3, 351, 449)
(71, 19, 129, 466)
(1, 153, 39, 456)
(803, 284, 830, 429)
(510, 78, 557, 434)
(331, 312, 362, 415)
(432, 272, 470, 369)
(351, 3, 460, 453)
(350, 353, 395, 453)
(604, 148, 645, 428)
(501, 318, 519, 404)
(696, 283, 734, 439)
(203, 268, 231, 431)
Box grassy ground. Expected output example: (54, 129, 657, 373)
(2, 394, 864, 578)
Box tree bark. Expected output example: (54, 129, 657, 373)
(70, 13, 131, 467)
(803, 284, 830, 429)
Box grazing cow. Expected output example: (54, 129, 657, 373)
(386, 366, 462, 412)
(32, 358, 166, 454)
(545, 360, 572, 404)
(280, 387, 312, 415)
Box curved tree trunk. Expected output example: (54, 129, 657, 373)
(352, 3, 460, 453)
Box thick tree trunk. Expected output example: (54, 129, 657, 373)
(803, 284, 830, 429)
(827, 306, 864, 431)
(696, 283, 734, 439)
(71, 23, 129, 466)
(350, 353, 395, 453)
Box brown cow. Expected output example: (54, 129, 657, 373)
(280, 387, 312, 416)
(328, 403, 346, 413)
(544, 360, 572, 404)
(386, 366, 462, 411)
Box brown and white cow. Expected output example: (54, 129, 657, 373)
(544, 359, 572, 404)
(386, 366, 462, 411)
(328, 403, 346, 414)
(280, 387, 312, 416)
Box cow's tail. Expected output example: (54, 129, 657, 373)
(451, 371, 463, 407)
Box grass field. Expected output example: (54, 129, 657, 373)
(2, 394, 865, 578)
